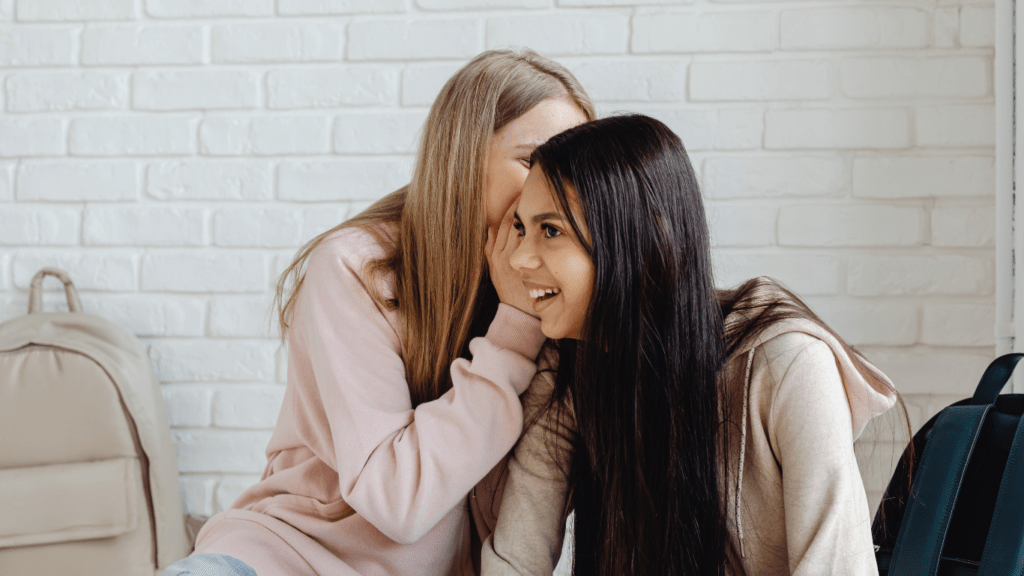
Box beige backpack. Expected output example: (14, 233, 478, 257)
(0, 268, 190, 575)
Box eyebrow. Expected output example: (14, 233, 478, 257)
(530, 211, 564, 224)
(511, 141, 547, 152)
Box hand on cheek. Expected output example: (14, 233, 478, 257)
(485, 203, 536, 317)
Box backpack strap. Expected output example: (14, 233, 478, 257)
(28, 267, 82, 314)
(887, 404, 990, 576)
(976, 412, 1024, 576)
(972, 353, 1024, 406)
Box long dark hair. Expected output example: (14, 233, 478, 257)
(530, 114, 912, 575)
(531, 114, 729, 575)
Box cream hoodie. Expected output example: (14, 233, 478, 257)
(191, 227, 547, 576)
(480, 318, 897, 576)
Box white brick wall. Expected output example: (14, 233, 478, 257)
(0, 0, 995, 519)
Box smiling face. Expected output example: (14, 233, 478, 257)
(510, 167, 594, 340)
(483, 95, 589, 229)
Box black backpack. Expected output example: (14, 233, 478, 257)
(872, 353, 1024, 575)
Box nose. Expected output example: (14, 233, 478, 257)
(510, 235, 540, 272)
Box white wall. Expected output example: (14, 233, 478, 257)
(0, 0, 995, 515)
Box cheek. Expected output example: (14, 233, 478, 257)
(560, 253, 595, 308)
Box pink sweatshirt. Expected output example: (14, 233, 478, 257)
(192, 226, 547, 576)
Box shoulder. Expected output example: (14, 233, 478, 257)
(308, 225, 391, 274)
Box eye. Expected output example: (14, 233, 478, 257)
(518, 158, 531, 168)
(541, 224, 562, 239)
(512, 219, 525, 237)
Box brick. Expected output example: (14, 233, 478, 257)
(561, 0, 683, 4)
(84, 207, 205, 246)
(934, 8, 959, 48)
(70, 117, 196, 156)
(142, 252, 265, 293)
(334, 111, 426, 154)
(569, 60, 686, 102)
(401, 63, 461, 106)
(82, 26, 203, 65)
(209, 295, 278, 338)
(0, 206, 79, 245)
(852, 156, 993, 199)
(216, 475, 262, 511)
(172, 430, 271, 474)
(13, 251, 137, 291)
(0, 162, 12, 201)
(633, 11, 778, 53)
(848, 255, 993, 296)
(917, 105, 994, 148)
(421, 0, 549, 7)
(278, 0, 404, 14)
(932, 205, 994, 247)
(161, 385, 213, 427)
(151, 339, 278, 382)
(488, 14, 627, 55)
(211, 22, 344, 63)
(766, 108, 909, 150)
(80, 294, 206, 337)
(840, 57, 987, 99)
(961, 6, 995, 47)
(133, 71, 259, 111)
(213, 385, 286, 428)
(703, 156, 843, 199)
(301, 205, 349, 240)
(0, 118, 64, 157)
(278, 159, 414, 202)
(705, 202, 775, 247)
(809, 300, 918, 346)
(625, 107, 762, 151)
(690, 60, 830, 101)
(17, 0, 135, 21)
(268, 67, 398, 109)
(781, 8, 928, 50)
(147, 161, 272, 201)
(778, 205, 923, 247)
(351, 19, 480, 60)
(861, 350, 994, 395)
(213, 207, 304, 247)
(200, 116, 332, 156)
(922, 303, 995, 346)
(6, 72, 128, 112)
(178, 476, 216, 517)
(714, 252, 841, 295)
(18, 161, 138, 201)
(146, 0, 274, 18)
(0, 26, 76, 66)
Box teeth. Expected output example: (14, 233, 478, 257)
(528, 288, 560, 299)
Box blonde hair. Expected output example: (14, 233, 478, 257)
(274, 49, 595, 406)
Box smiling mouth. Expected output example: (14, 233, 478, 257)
(529, 288, 560, 302)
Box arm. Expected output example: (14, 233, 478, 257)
(765, 336, 878, 576)
(293, 231, 546, 544)
(481, 351, 575, 576)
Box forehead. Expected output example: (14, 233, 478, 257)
(519, 168, 560, 215)
(492, 96, 587, 149)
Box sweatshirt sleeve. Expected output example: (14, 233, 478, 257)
(291, 231, 547, 545)
(764, 335, 879, 576)
(481, 351, 575, 576)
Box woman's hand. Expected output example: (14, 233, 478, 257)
(486, 202, 536, 317)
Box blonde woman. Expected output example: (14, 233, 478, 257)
(163, 50, 593, 576)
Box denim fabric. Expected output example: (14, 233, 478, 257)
(163, 553, 258, 576)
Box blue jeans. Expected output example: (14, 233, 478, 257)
(163, 553, 257, 576)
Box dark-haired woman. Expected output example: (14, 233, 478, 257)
(478, 114, 902, 576)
